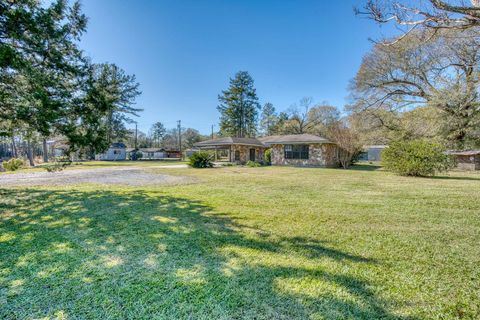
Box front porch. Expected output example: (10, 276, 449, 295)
(194, 137, 266, 164)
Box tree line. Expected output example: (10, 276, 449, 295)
(216, 1, 480, 153)
(0, 0, 141, 165)
(126, 122, 208, 151)
(216, 71, 347, 138)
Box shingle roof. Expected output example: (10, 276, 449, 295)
(194, 137, 265, 148)
(259, 134, 331, 146)
(139, 148, 164, 153)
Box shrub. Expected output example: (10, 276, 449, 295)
(246, 160, 261, 167)
(382, 140, 453, 177)
(2, 158, 24, 171)
(44, 161, 71, 172)
(188, 151, 213, 168)
(264, 149, 272, 165)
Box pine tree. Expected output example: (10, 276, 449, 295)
(150, 122, 166, 147)
(259, 102, 278, 136)
(217, 71, 261, 137)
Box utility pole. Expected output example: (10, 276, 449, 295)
(211, 124, 214, 140)
(177, 120, 182, 159)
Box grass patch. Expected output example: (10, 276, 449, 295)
(0, 165, 479, 319)
(0, 160, 187, 175)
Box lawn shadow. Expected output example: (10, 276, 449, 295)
(0, 188, 412, 319)
(427, 175, 480, 181)
(349, 163, 383, 172)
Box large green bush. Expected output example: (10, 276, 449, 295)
(382, 140, 452, 176)
(264, 149, 272, 165)
(188, 151, 213, 168)
(246, 160, 262, 167)
(2, 158, 24, 171)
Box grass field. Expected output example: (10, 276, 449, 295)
(0, 160, 187, 174)
(1, 164, 479, 319)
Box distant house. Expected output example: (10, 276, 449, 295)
(194, 134, 340, 167)
(96, 143, 127, 161)
(364, 145, 387, 162)
(448, 150, 480, 170)
(185, 148, 200, 158)
(136, 148, 182, 160)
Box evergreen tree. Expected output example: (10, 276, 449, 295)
(150, 122, 166, 147)
(259, 102, 277, 136)
(67, 63, 141, 156)
(217, 71, 260, 137)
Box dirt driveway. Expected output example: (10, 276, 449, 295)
(0, 165, 193, 187)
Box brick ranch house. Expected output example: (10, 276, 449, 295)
(194, 134, 340, 167)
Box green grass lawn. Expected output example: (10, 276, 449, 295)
(0, 160, 187, 174)
(1, 165, 479, 319)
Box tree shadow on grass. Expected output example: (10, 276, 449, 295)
(349, 164, 383, 172)
(0, 188, 414, 319)
(427, 175, 480, 181)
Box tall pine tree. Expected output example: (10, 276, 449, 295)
(259, 102, 278, 136)
(217, 71, 260, 137)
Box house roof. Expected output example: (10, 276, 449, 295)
(194, 137, 265, 148)
(447, 150, 480, 156)
(110, 142, 127, 149)
(139, 148, 164, 153)
(194, 134, 333, 148)
(259, 134, 331, 146)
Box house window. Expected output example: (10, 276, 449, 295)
(234, 150, 240, 161)
(284, 145, 309, 160)
(113, 149, 121, 155)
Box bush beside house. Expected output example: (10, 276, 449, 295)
(188, 151, 213, 168)
(382, 140, 453, 176)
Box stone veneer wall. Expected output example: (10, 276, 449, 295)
(270, 143, 339, 167)
(230, 145, 265, 164)
(455, 155, 480, 170)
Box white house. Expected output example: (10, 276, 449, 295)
(96, 143, 127, 161)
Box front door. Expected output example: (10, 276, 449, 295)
(249, 149, 256, 161)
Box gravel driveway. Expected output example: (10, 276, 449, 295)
(0, 165, 193, 187)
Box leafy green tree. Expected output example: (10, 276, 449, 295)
(66, 63, 141, 157)
(1, 0, 87, 164)
(182, 128, 202, 148)
(1, 2, 142, 163)
(150, 122, 166, 147)
(217, 71, 261, 137)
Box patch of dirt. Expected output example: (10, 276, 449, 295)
(0, 166, 194, 187)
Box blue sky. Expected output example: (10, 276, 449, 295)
(80, 0, 393, 135)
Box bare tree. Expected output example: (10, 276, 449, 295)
(359, 0, 480, 42)
(350, 28, 480, 148)
(327, 124, 362, 169)
(286, 97, 320, 134)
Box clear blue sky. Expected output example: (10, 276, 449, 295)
(80, 0, 393, 135)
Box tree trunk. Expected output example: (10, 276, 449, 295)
(42, 139, 49, 163)
(26, 140, 35, 167)
(11, 135, 17, 158)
